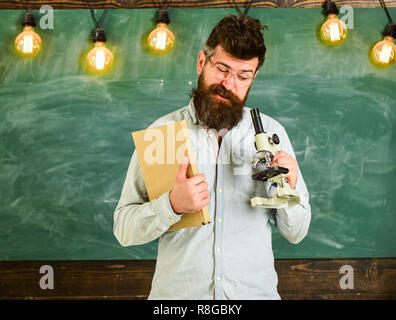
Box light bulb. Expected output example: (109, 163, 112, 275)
(87, 42, 114, 73)
(148, 22, 175, 54)
(147, 10, 175, 54)
(370, 23, 396, 68)
(15, 13, 42, 57)
(320, 14, 348, 45)
(371, 36, 396, 67)
(86, 29, 114, 74)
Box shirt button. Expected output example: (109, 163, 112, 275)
(217, 218, 222, 223)
(216, 248, 221, 252)
(218, 159, 222, 164)
(216, 276, 220, 281)
(218, 188, 223, 193)
(170, 218, 174, 222)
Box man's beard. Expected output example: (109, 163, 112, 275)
(191, 74, 248, 132)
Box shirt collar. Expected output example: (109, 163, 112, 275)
(187, 98, 199, 125)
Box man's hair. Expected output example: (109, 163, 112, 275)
(205, 14, 267, 71)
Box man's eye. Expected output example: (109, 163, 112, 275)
(237, 75, 249, 81)
(216, 66, 228, 74)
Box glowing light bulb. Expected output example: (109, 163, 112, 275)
(148, 22, 175, 54)
(15, 13, 42, 57)
(147, 10, 175, 54)
(320, 14, 348, 45)
(371, 36, 396, 67)
(370, 23, 396, 68)
(87, 42, 114, 73)
(86, 29, 114, 74)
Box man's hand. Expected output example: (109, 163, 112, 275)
(270, 151, 299, 189)
(169, 156, 210, 214)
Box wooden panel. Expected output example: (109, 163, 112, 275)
(0, 260, 154, 299)
(0, 0, 395, 9)
(276, 258, 396, 299)
(0, 259, 395, 299)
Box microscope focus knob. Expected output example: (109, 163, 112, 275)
(272, 134, 280, 145)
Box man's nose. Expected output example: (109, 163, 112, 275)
(221, 75, 235, 91)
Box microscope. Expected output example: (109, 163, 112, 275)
(249, 108, 300, 209)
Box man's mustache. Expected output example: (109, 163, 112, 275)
(208, 84, 240, 103)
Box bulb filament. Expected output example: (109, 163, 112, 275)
(95, 50, 106, 70)
(155, 31, 167, 50)
(379, 44, 392, 64)
(23, 35, 33, 53)
(329, 22, 341, 42)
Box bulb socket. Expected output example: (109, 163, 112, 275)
(323, 0, 339, 15)
(383, 23, 396, 39)
(22, 12, 36, 27)
(93, 28, 107, 43)
(156, 9, 170, 25)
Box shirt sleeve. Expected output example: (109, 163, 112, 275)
(113, 150, 183, 247)
(273, 125, 312, 244)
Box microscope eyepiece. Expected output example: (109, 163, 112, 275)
(250, 108, 264, 134)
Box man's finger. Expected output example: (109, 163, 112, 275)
(273, 151, 287, 162)
(187, 173, 207, 185)
(175, 156, 190, 183)
(194, 181, 209, 193)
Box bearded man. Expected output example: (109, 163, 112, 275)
(114, 14, 311, 300)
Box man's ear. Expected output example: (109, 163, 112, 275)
(197, 50, 206, 75)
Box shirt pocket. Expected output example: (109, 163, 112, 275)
(230, 143, 260, 197)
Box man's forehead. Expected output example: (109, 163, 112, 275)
(210, 45, 259, 72)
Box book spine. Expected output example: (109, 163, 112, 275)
(180, 120, 211, 225)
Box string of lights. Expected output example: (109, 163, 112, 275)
(11, 0, 396, 71)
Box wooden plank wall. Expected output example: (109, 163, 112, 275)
(0, 0, 395, 9)
(0, 259, 395, 299)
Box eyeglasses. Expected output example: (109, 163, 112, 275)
(205, 55, 255, 88)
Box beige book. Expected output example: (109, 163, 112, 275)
(132, 120, 211, 231)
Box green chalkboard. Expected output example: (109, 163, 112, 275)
(0, 8, 395, 260)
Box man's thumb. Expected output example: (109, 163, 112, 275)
(176, 156, 189, 182)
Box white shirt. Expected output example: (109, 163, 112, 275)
(113, 99, 311, 299)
